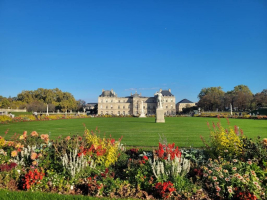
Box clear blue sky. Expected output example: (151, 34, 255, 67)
(1, 0, 266, 103)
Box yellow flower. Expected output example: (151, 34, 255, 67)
(11, 150, 18, 157)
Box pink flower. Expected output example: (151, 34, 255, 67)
(232, 167, 237, 171)
(212, 176, 217, 181)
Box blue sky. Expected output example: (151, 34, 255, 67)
(1, 0, 266, 103)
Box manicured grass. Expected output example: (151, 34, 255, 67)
(0, 117, 266, 148)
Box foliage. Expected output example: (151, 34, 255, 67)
(154, 181, 176, 199)
(201, 119, 244, 159)
(85, 128, 123, 167)
(201, 157, 267, 199)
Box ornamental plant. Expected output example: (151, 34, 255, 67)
(147, 143, 190, 182)
(154, 181, 176, 199)
(22, 168, 45, 190)
(201, 157, 267, 199)
(85, 127, 123, 167)
(201, 119, 244, 159)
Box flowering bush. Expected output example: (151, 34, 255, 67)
(154, 181, 176, 199)
(22, 168, 45, 190)
(201, 119, 244, 159)
(85, 128, 123, 167)
(201, 157, 267, 199)
(147, 143, 190, 182)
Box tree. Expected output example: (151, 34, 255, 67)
(77, 99, 86, 111)
(231, 85, 253, 111)
(198, 87, 225, 111)
(254, 89, 267, 108)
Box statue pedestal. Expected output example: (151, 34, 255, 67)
(155, 108, 165, 123)
(139, 113, 146, 118)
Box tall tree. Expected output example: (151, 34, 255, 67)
(198, 87, 225, 111)
(231, 85, 253, 111)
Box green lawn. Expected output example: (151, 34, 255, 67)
(0, 117, 266, 148)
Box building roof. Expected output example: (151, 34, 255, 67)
(178, 99, 194, 104)
(99, 90, 117, 97)
(161, 90, 174, 96)
(86, 103, 97, 106)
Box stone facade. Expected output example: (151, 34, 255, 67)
(98, 89, 176, 116)
(176, 99, 196, 112)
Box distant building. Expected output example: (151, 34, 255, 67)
(176, 99, 196, 112)
(98, 89, 176, 116)
(85, 103, 97, 114)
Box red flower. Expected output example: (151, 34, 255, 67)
(143, 156, 148, 160)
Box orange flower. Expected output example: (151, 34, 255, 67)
(11, 150, 18, 157)
(44, 138, 49, 144)
(31, 152, 38, 160)
(40, 134, 49, 140)
(15, 143, 22, 149)
(23, 131, 27, 137)
(31, 131, 38, 137)
(19, 135, 25, 140)
(8, 141, 14, 146)
(32, 161, 37, 166)
(263, 138, 267, 145)
(38, 153, 42, 158)
(65, 136, 71, 141)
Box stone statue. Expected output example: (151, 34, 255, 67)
(154, 91, 163, 108)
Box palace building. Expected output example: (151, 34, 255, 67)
(98, 89, 176, 116)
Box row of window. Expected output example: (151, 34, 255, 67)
(100, 110, 176, 115)
(100, 105, 175, 109)
(100, 99, 174, 103)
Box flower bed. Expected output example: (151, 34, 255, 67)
(0, 119, 266, 199)
(0, 114, 91, 124)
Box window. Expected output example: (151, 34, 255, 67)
(111, 100, 113, 102)
(100, 105, 102, 109)
(101, 100, 103, 103)
(166, 99, 168, 102)
(118, 111, 120, 115)
(123, 111, 125, 115)
(166, 106, 168, 109)
(101, 111, 103, 114)
(118, 100, 120, 103)
(123, 106, 125, 109)
(111, 111, 113, 114)
(128, 105, 130, 109)
(111, 105, 113, 109)
(106, 99, 108, 103)
(148, 105, 150, 109)
(123, 100, 125, 103)
(106, 106, 108, 109)
(171, 99, 173, 102)
(118, 106, 120, 109)
(128, 111, 130, 115)
(143, 106, 145, 109)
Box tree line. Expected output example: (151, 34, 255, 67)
(198, 85, 267, 111)
(0, 88, 86, 112)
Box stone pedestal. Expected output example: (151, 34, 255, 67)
(156, 108, 165, 123)
(139, 113, 146, 118)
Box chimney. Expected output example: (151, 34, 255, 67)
(131, 92, 132, 95)
(169, 88, 171, 92)
(160, 88, 162, 92)
(102, 89, 104, 92)
(140, 93, 142, 96)
(111, 89, 113, 93)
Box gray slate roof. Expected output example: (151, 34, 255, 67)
(99, 90, 117, 97)
(161, 90, 174, 96)
(178, 99, 194, 103)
